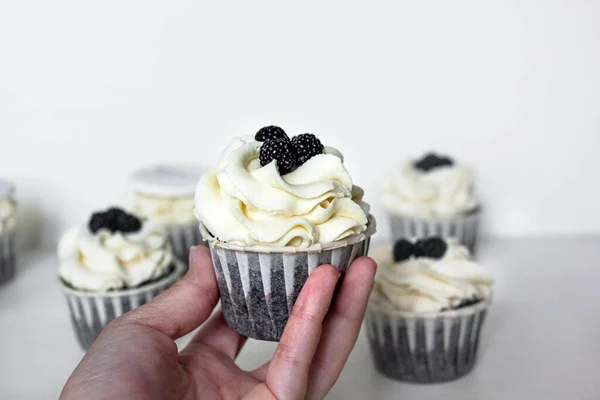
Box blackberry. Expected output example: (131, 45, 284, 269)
(88, 212, 111, 234)
(259, 138, 298, 175)
(413, 237, 447, 259)
(117, 213, 142, 233)
(393, 239, 414, 262)
(255, 125, 289, 142)
(414, 153, 454, 172)
(87, 207, 142, 234)
(291, 133, 324, 165)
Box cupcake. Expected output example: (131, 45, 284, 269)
(57, 207, 185, 350)
(382, 153, 480, 253)
(0, 180, 17, 284)
(129, 165, 206, 268)
(365, 238, 493, 383)
(195, 126, 376, 341)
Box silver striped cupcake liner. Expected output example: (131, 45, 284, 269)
(388, 208, 481, 254)
(58, 261, 185, 350)
(0, 231, 16, 285)
(166, 223, 206, 269)
(207, 236, 372, 342)
(365, 301, 489, 383)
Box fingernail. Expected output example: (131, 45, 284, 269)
(189, 246, 199, 266)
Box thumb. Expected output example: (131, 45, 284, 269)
(119, 245, 219, 339)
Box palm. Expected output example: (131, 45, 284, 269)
(61, 247, 376, 400)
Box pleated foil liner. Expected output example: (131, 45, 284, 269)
(388, 207, 481, 254)
(207, 235, 373, 342)
(0, 231, 16, 285)
(365, 301, 489, 383)
(166, 222, 206, 269)
(58, 261, 185, 351)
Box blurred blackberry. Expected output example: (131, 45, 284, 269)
(393, 239, 414, 262)
(413, 237, 447, 259)
(414, 153, 454, 172)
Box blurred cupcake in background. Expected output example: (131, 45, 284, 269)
(365, 237, 493, 383)
(0, 180, 17, 284)
(195, 126, 376, 341)
(57, 207, 185, 350)
(382, 153, 480, 253)
(129, 165, 205, 268)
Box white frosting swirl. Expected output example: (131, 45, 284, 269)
(58, 222, 175, 291)
(382, 161, 478, 218)
(370, 242, 493, 313)
(132, 193, 196, 225)
(0, 197, 17, 234)
(195, 136, 370, 247)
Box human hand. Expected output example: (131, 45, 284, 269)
(60, 246, 376, 400)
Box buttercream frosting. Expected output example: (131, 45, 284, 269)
(58, 221, 175, 291)
(195, 136, 371, 247)
(382, 160, 478, 219)
(370, 242, 493, 313)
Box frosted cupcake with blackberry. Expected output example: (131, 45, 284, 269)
(0, 180, 17, 284)
(129, 165, 205, 267)
(57, 207, 185, 350)
(195, 125, 376, 341)
(365, 237, 493, 383)
(382, 153, 480, 253)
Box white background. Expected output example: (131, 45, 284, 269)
(1, 0, 600, 249)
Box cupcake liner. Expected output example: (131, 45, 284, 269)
(365, 301, 489, 383)
(165, 222, 206, 268)
(0, 230, 16, 285)
(202, 219, 375, 341)
(58, 261, 185, 350)
(388, 207, 481, 254)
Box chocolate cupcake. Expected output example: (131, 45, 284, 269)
(129, 165, 206, 269)
(57, 207, 185, 350)
(365, 238, 493, 383)
(382, 153, 480, 253)
(0, 180, 17, 285)
(195, 126, 376, 341)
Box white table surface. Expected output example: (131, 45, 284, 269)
(1, 237, 600, 399)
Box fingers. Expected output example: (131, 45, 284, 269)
(305, 257, 377, 399)
(118, 246, 219, 339)
(265, 265, 340, 400)
(183, 309, 248, 359)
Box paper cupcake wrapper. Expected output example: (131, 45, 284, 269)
(59, 262, 185, 350)
(208, 236, 372, 341)
(166, 223, 206, 269)
(0, 231, 16, 285)
(388, 208, 481, 254)
(365, 301, 489, 383)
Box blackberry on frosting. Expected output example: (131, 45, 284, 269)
(392, 236, 448, 261)
(255, 125, 289, 142)
(414, 153, 454, 172)
(88, 207, 142, 234)
(291, 133, 324, 164)
(257, 126, 325, 175)
(259, 137, 298, 175)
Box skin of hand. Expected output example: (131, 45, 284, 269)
(60, 246, 377, 400)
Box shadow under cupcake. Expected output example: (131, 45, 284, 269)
(57, 207, 185, 350)
(365, 237, 493, 383)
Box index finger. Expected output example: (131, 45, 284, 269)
(265, 264, 340, 400)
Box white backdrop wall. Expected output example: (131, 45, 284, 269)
(1, 0, 599, 249)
